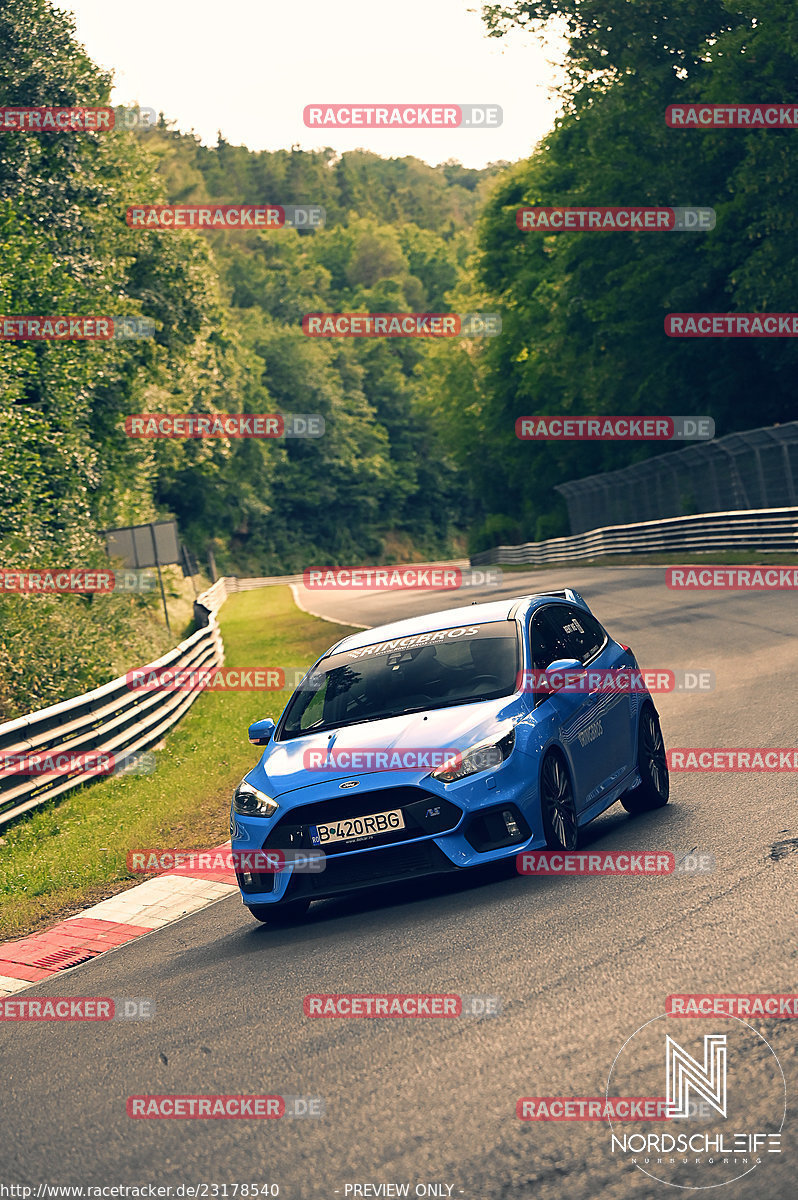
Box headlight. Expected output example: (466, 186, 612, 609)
(232, 779, 279, 818)
(432, 729, 515, 784)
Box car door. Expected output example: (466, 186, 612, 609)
(556, 603, 636, 780)
(529, 604, 627, 809)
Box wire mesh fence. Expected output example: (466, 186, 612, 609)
(556, 422, 798, 534)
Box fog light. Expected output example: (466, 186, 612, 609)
(503, 810, 520, 837)
(242, 872, 253, 885)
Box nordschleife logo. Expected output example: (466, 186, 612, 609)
(606, 1014, 785, 1189)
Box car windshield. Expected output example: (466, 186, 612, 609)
(279, 620, 520, 738)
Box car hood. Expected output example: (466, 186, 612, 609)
(253, 697, 521, 797)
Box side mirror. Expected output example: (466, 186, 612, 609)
(248, 717, 276, 746)
(542, 658, 586, 694)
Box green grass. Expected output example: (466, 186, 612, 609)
(496, 550, 798, 571)
(0, 587, 358, 941)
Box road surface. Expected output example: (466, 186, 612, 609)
(2, 566, 796, 1198)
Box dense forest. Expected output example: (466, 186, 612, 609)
(452, 0, 798, 544)
(1, 0, 797, 712)
(0, 3, 503, 577)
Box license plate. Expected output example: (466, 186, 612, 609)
(309, 808, 405, 846)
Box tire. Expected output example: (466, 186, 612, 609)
(621, 704, 669, 814)
(247, 899, 311, 925)
(540, 751, 579, 850)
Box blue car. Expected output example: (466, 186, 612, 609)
(230, 590, 669, 923)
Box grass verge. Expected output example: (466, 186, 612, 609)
(0, 587, 358, 941)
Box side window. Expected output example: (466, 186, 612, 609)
(529, 609, 560, 670)
(533, 606, 577, 666)
(545, 604, 607, 664)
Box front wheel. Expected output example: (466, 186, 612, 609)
(621, 705, 669, 814)
(541, 752, 579, 850)
(247, 899, 311, 925)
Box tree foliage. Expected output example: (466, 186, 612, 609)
(0, 1, 502, 712)
(463, 0, 798, 547)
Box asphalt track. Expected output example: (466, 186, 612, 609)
(2, 566, 797, 1199)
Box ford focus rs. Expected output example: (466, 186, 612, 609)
(230, 590, 669, 922)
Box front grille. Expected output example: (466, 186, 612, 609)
(289, 839, 459, 899)
(262, 786, 461, 856)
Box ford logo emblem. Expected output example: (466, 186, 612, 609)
(339, 780, 359, 789)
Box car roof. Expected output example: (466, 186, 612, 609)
(328, 590, 587, 655)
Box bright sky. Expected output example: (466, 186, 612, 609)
(52, 0, 567, 168)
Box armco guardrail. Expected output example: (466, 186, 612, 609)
(15, 512, 783, 826)
(0, 579, 228, 827)
(229, 574, 305, 591)
(470, 507, 798, 566)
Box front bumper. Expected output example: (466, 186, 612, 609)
(232, 763, 546, 906)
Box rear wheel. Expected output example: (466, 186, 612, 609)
(621, 705, 669, 814)
(247, 899, 311, 925)
(541, 752, 579, 850)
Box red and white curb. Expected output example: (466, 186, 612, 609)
(0, 844, 237, 997)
